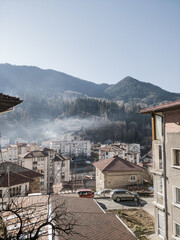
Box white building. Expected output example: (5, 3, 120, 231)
(99, 142, 140, 165)
(50, 140, 91, 157)
(0, 136, 9, 147)
(0, 145, 18, 164)
(19, 148, 70, 194)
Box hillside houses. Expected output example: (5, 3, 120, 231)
(99, 142, 140, 165)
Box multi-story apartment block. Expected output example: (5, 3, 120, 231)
(0, 148, 8, 162)
(54, 155, 70, 184)
(19, 150, 48, 193)
(141, 100, 180, 240)
(17, 142, 39, 156)
(0, 136, 9, 147)
(19, 148, 70, 194)
(50, 140, 91, 157)
(0, 145, 18, 164)
(0, 143, 39, 164)
(99, 143, 140, 165)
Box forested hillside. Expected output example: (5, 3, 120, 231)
(0, 63, 179, 146)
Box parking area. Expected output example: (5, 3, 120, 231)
(95, 197, 154, 217)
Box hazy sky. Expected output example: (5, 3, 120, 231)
(0, 0, 180, 92)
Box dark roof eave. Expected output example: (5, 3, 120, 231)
(103, 169, 143, 173)
(140, 100, 180, 115)
(0, 93, 23, 113)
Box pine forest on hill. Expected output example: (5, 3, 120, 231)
(0, 63, 179, 147)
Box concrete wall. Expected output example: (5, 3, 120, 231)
(29, 177, 41, 194)
(95, 168, 143, 191)
(153, 109, 180, 239)
(104, 171, 143, 189)
(164, 110, 180, 239)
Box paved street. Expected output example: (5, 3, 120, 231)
(95, 197, 158, 239)
(95, 197, 155, 217)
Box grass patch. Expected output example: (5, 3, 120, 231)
(107, 209, 155, 240)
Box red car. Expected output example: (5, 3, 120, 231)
(77, 189, 94, 198)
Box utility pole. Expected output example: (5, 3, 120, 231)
(7, 166, 10, 207)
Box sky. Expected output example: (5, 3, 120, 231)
(0, 0, 180, 92)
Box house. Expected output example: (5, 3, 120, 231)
(52, 195, 136, 240)
(140, 100, 180, 239)
(0, 162, 42, 201)
(99, 142, 140, 165)
(93, 156, 143, 191)
(2, 193, 136, 240)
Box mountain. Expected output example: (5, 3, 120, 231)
(0, 64, 180, 105)
(0, 64, 109, 98)
(105, 76, 180, 104)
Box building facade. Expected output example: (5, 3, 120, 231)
(50, 140, 91, 157)
(99, 142, 140, 165)
(94, 156, 143, 191)
(19, 149, 70, 194)
(141, 100, 180, 240)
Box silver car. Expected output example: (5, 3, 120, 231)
(95, 189, 112, 198)
(110, 189, 138, 202)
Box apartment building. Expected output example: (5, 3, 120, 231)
(0, 145, 18, 164)
(141, 100, 180, 240)
(0, 136, 9, 147)
(17, 142, 39, 155)
(19, 148, 70, 194)
(99, 142, 140, 165)
(53, 155, 70, 184)
(50, 140, 91, 157)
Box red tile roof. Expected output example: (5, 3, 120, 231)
(24, 151, 48, 158)
(93, 156, 143, 172)
(0, 171, 34, 187)
(0, 162, 43, 187)
(140, 100, 180, 114)
(52, 196, 136, 240)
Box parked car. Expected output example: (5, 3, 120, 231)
(95, 189, 112, 198)
(77, 189, 94, 198)
(110, 189, 139, 202)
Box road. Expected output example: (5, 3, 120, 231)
(95, 197, 154, 217)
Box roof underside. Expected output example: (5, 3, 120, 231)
(140, 100, 180, 114)
(0, 93, 23, 113)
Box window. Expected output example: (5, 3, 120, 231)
(175, 223, 180, 238)
(174, 187, 180, 206)
(130, 175, 136, 182)
(154, 144, 163, 170)
(156, 175, 164, 206)
(155, 115, 163, 140)
(0, 190, 2, 198)
(172, 149, 180, 168)
(159, 145, 163, 169)
(158, 210, 165, 238)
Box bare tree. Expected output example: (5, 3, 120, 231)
(0, 164, 77, 240)
(0, 193, 76, 240)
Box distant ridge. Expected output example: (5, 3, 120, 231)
(105, 76, 180, 104)
(0, 63, 179, 105)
